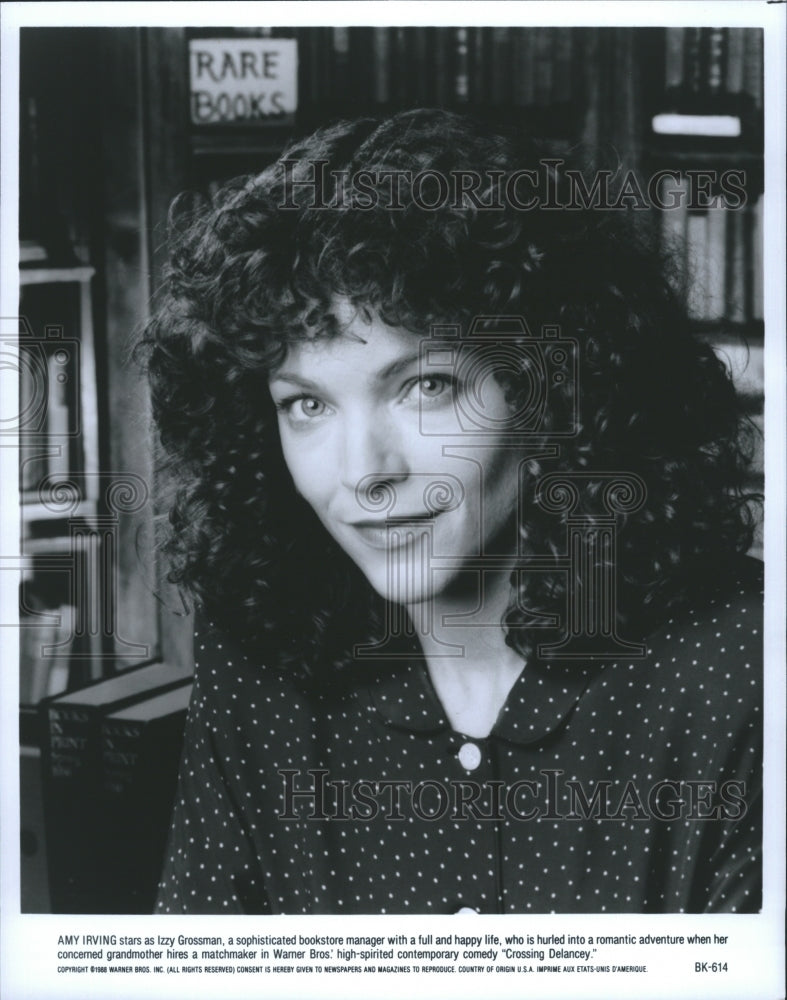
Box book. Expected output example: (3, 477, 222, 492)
(726, 206, 747, 323)
(489, 28, 511, 105)
(512, 29, 535, 107)
(552, 28, 573, 104)
(469, 27, 488, 105)
(705, 28, 726, 97)
(750, 195, 763, 321)
(432, 27, 451, 106)
(96, 683, 192, 912)
(683, 27, 703, 99)
(331, 26, 350, 98)
(20, 743, 51, 912)
(391, 27, 408, 105)
(705, 200, 727, 321)
(685, 210, 708, 320)
(40, 660, 191, 912)
(664, 27, 685, 92)
(407, 27, 430, 106)
(743, 30, 763, 109)
(533, 28, 554, 106)
(658, 175, 688, 299)
(373, 28, 391, 104)
(453, 28, 470, 103)
(724, 28, 745, 95)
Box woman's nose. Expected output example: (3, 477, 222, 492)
(339, 413, 409, 494)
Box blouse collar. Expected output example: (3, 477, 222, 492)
(363, 653, 595, 746)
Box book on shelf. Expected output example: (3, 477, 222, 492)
(533, 28, 555, 107)
(685, 210, 707, 321)
(664, 28, 685, 92)
(373, 28, 391, 105)
(661, 26, 763, 110)
(750, 195, 763, 322)
(659, 182, 762, 327)
(39, 660, 192, 913)
(512, 29, 535, 107)
(705, 201, 727, 322)
(726, 207, 747, 324)
(743, 30, 763, 110)
(489, 27, 510, 106)
(724, 29, 745, 95)
(453, 28, 470, 104)
(705, 28, 726, 97)
(96, 683, 193, 913)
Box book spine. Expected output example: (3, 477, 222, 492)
(659, 175, 688, 299)
(705, 28, 726, 97)
(726, 207, 747, 323)
(489, 28, 510, 106)
(684, 27, 703, 99)
(349, 28, 375, 104)
(40, 702, 101, 912)
(453, 28, 470, 103)
(743, 30, 763, 110)
(373, 28, 391, 105)
(392, 27, 408, 106)
(724, 28, 745, 95)
(685, 211, 708, 320)
(664, 27, 685, 92)
(705, 200, 727, 321)
(97, 710, 188, 912)
(409, 27, 430, 105)
(533, 28, 554, 106)
(432, 28, 451, 106)
(512, 29, 535, 106)
(331, 27, 350, 100)
(552, 29, 573, 103)
(469, 27, 488, 106)
(750, 195, 763, 322)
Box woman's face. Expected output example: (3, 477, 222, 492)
(268, 301, 523, 606)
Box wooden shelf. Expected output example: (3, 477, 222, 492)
(21, 497, 97, 521)
(20, 265, 95, 286)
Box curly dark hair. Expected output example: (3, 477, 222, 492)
(141, 108, 759, 681)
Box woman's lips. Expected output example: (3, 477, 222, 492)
(348, 513, 439, 550)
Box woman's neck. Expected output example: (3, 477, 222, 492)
(407, 570, 525, 739)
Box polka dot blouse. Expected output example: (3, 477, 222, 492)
(156, 558, 762, 915)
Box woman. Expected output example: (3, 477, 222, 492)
(145, 109, 762, 914)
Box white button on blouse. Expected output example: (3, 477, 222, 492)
(458, 741, 482, 771)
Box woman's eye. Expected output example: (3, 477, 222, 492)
(404, 375, 454, 404)
(298, 397, 325, 416)
(276, 395, 328, 425)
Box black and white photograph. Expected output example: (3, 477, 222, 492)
(1, 3, 784, 999)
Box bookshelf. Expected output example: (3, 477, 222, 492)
(18, 261, 104, 702)
(183, 27, 590, 191)
(639, 27, 764, 555)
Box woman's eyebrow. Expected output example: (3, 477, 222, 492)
(268, 372, 321, 391)
(270, 351, 426, 391)
(374, 351, 422, 382)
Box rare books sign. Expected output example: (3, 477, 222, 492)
(189, 37, 298, 124)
